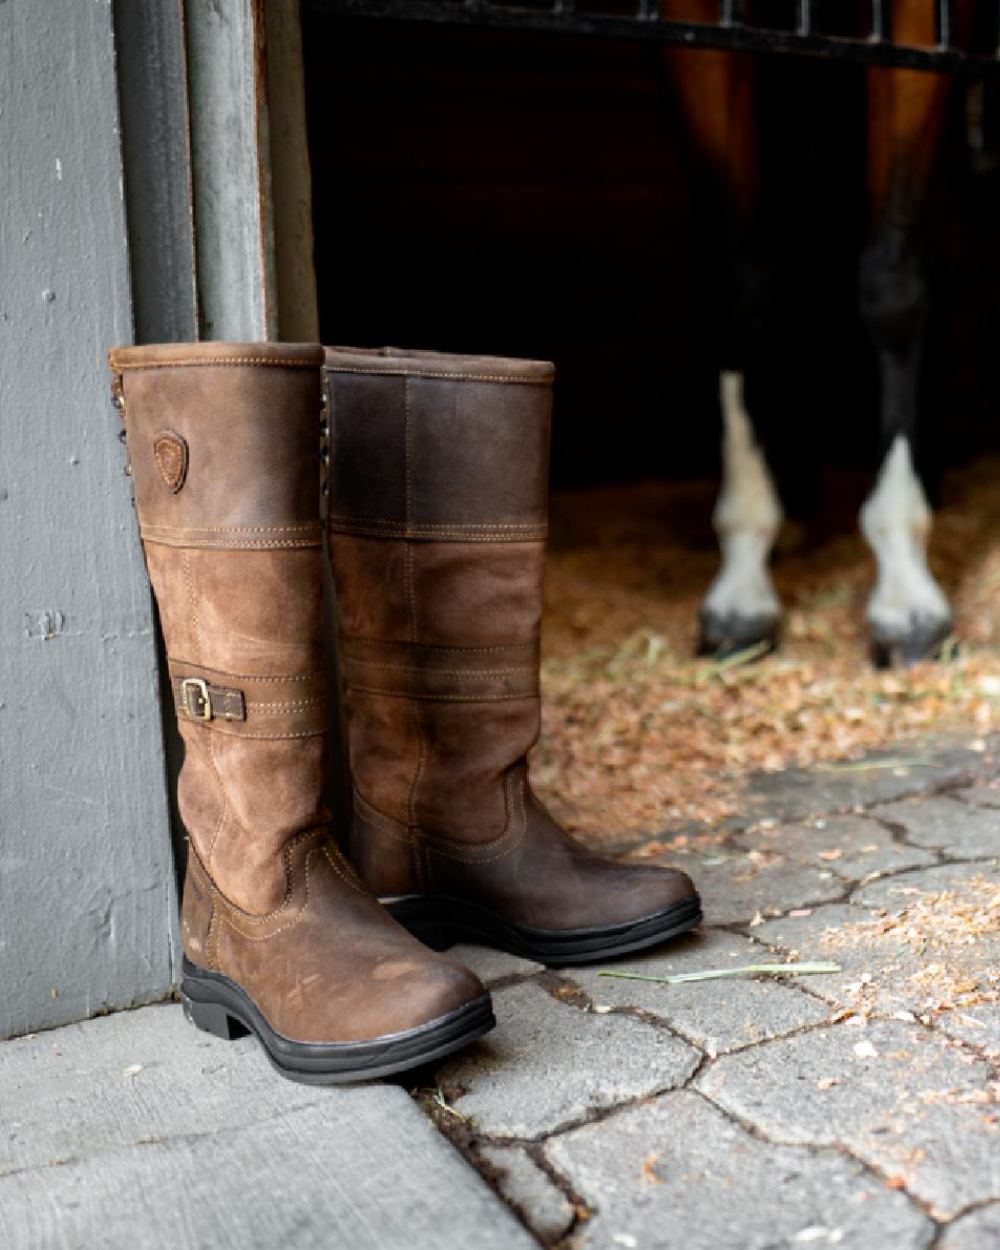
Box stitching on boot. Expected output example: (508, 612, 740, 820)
(141, 532, 321, 551)
(403, 376, 413, 534)
(244, 698, 327, 711)
(142, 522, 318, 535)
(183, 550, 202, 663)
(322, 844, 367, 896)
(218, 849, 314, 941)
(182, 888, 215, 970)
(185, 848, 224, 971)
(354, 773, 528, 865)
(200, 726, 326, 740)
(348, 686, 535, 703)
(201, 743, 228, 869)
(325, 366, 549, 385)
(167, 662, 327, 682)
(207, 909, 221, 971)
(343, 637, 537, 656)
(331, 518, 544, 529)
(197, 828, 327, 941)
(346, 661, 535, 678)
(116, 356, 319, 370)
(421, 772, 529, 866)
(327, 518, 545, 534)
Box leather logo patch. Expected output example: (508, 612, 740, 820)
(153, 430, 188, 493)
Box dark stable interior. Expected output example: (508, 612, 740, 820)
(301, 13, 1000, 490)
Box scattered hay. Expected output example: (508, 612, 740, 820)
(822, 876, 1000, 1016)
(532, 460, 1000, 842)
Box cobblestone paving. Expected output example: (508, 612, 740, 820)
(416, 733, 1000, 1249)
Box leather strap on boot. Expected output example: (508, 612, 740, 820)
(167, 660, 328, 737)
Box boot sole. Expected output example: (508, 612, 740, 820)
(180, 958, 495, 1085)
(384, 894, 703, 966)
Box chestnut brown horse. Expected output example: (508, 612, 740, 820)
(665, 1, 971, 666)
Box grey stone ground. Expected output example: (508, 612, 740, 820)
(4, 731, 1000, 1249)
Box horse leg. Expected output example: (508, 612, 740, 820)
(700, 369, 784, 654)
(665, 36, 784, 654)
(860, 13, 953, 667)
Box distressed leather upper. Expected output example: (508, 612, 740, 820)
(110, 341, 484, 1042)
(325, 346, 697, 931)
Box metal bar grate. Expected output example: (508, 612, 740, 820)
(302, 0, 1000, 74)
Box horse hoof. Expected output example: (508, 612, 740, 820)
(697, 610, 781, 660)
(869, 619, 955, 670)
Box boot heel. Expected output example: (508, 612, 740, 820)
(182, 993, 248, 1041)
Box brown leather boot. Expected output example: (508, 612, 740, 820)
(324, 346, 702, 965)
(108, 341, 492, 1083)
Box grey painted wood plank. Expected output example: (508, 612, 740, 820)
(0, 0, 177, 1037)
(0, 1005, 538, 1250)
(114, 0, 199, 345)
(264, 0, 321, 342)
(185, 0, 276, 340)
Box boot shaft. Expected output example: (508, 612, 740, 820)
(324, 347, 700, 953)
(324, 347, 555, 870)
(110, 342, 328, 919)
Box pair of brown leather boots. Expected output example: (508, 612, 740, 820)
(108, 341, 701, 1084)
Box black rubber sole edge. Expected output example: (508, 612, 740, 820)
(384, 894, 703, 966)
(180, 958, 495, 1085)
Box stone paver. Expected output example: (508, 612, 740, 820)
(569, 930, 829, 1056)
(731, 732, 1000, 829)
(0, 1004, 536, 1250)
(953, 781, 1000, 811)
(449, 944, 545, 986)
(678, 848, 845, 925)
(854, 859, 1000, 908)
(437, 980, 699, 1139)
(934, 1002, 1000, 1057)
(735, 813, 935, 882)
(698, 1020, 1000, 1219)
(757, 887, 1000, 1025)
(9, 742, 1000, 1250)
(873, 794, 1000, 859)
(938, 1203, 1000, 1249)
(478, 1144, 576, 1245)
(545, 1090, 933, 1250)
(753, 902, 932, 1015)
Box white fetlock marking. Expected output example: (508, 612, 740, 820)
(703, 371, 783, 623)
(860, 434, 949, 637)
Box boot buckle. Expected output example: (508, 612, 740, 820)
(180, 677, 213, 722)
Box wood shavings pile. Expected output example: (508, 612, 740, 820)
(531, 459, 1000, 842)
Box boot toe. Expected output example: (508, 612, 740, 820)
(415, 957, 489, 1027)
(621, 863, 699, 921)
(368, 954, 488, 1039)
